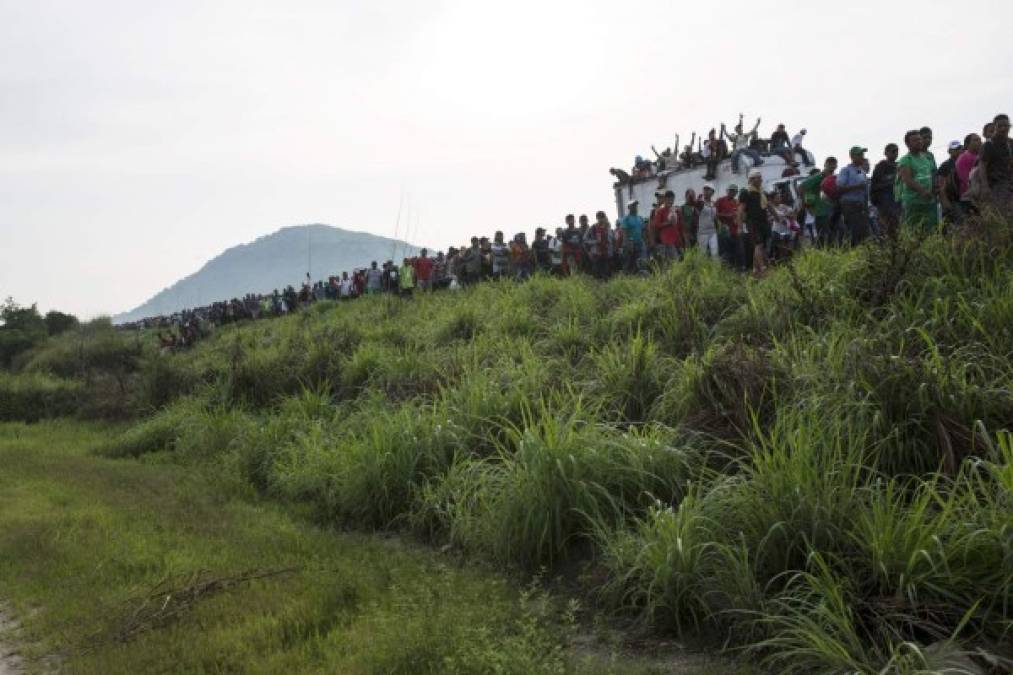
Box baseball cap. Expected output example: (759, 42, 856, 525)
(703, 183, 715, 191)
(727, 184, 739, 191)
(850, 146, 867, 156)
(748, 168, 763, 179)
(628, 199, 639, 207)
(948, 140, 962, 151)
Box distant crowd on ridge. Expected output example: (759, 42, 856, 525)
(138, 112, 1013, 352)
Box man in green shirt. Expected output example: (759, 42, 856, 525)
(800, 158, 837, 247)
(897, 129, 940, 231)
(398, 258, 416, 298)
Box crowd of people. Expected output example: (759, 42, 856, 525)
(138, 112, 1012, 349)
(611, 114, 815, 184)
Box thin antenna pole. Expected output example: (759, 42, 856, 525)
(307, 227, 312, 280)
(408, 212, 421, 257)
(391, 189, 405, 262)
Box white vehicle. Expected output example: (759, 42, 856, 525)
(613, 149, 816, 216)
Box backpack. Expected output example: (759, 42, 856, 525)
(965, 165, 988, 203)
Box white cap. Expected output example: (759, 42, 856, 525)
(628, 199, 639, 207)
(748, 168, 763, 179)
(948, 140, 962, 151)
(703, 183, 715, 191)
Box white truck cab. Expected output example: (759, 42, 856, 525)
(614, 150, 816, 216)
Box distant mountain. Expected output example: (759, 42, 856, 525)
(113, 224, 423, 323)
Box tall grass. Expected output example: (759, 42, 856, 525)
(13, 212, 1013, 672)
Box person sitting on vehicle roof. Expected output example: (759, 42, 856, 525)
(791, 129, 813, 167)
(722, 115, 764, 175)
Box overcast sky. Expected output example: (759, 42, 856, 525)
(1, 0, 1009, 318)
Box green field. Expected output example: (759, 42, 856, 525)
(2, 218, 1012, 673)
(2, 420, 741, 674)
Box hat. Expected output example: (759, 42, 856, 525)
(727, 183, 739, 192)
(628, 199, 639, 207)
(800, 129, 807, 134)
(948, 140, 962, 151)
(703, 183, 715, 191)
(748, 168, 763, 179)
(849, 146, 867, 156)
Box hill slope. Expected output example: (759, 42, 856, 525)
(113, 224, 422, 323)
(10, 212, 1013, 673)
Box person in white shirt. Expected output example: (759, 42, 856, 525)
(697, 184, 719, 256)
(722, 115, 764, 174)
(791, 129, 814, 167)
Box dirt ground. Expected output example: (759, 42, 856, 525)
(0, 604, 22, 675)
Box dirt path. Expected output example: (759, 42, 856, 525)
(0, 604, 23, 675)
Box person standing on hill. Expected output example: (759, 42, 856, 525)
(801, 158, 837, 247)
(587, 211, 613, 279)
(978, 113, 1012, 214)
(716, 184, 742, 268)
(621, 200, 647, 273)
(897, 129, 940, 231)
(680, 189, 700, 249)
(398, 258, 415, 298)
(462, 237, 482, 285)
(649, 190, 681, 263)
(836, 146, 871, 245)
(490, 232, 511, 280)
(697, 184, 718, 256)
(739, 169, 772, 275)
(578, 214, 593, 273)
(955, 134, 981, 202)
(871, 144, 901, 236)
(414, 248, 434, 292)
(937, 140, 965, 222)
(365, 261, 383, 295)
(532, 228, 551, 272)
(510, 233, 533, 280)
(561, 215, 583, 275)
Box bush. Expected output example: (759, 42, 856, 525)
(0, 371, 81, 421)
(420, 401, 697, 568)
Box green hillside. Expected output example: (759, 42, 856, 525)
(6, 217, 1013, 673)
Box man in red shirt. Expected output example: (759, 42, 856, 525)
(413, 248, 435, 292)
(649, 190, 683, 264)
(716, 184, 742, 269)
(587, 211, 613, 279)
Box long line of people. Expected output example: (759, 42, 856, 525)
(138, 112, 1011, 349)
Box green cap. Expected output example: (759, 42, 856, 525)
(727, 184, 739, 191)
(850, 146, 867, 156)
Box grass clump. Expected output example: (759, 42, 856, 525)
(0, 371, 82, 421)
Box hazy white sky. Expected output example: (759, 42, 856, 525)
(1, 0, 1010, 318)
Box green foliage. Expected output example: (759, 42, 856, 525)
(419, 402, 695, 568)
(0, 371, 81, 421)
(0, 420, 580, 675)
(44, 309, 79, 336)
(16, 211, 1013, 672)
(0, 297, 48, 367)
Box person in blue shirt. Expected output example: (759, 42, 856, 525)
(837, 146, 871, 245)
(620, 200, 647, 274)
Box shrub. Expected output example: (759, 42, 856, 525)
(0, 371, 81, 421)
(421, 401, 697, 569)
